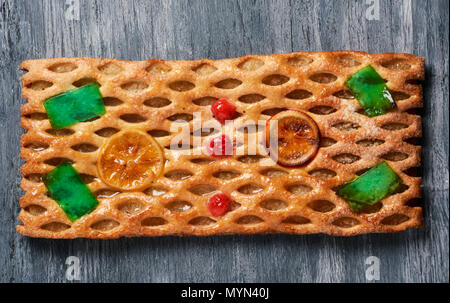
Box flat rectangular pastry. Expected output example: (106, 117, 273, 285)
(19, 51, 424, 238)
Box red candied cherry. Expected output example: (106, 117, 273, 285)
(208, 193, 231, 216)
(211, 98, 237, 124)
(207, 134, 233, 157)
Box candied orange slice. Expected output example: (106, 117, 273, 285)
(266, 110, 320, 166)
(97, 130, 164, 191)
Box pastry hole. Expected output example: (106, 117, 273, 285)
(307, 200, 336, 213)
(94, 189, 121, 199)
(144, 186, 168, 197)
(25, 173, 43, 183)
(188, 185, 216, 196)
(332, 153, 361, 164)
(121, 80, 148, 92)
(146, 62, 172, 75)
(24, 142, 49, 151)
(79, 174, 98, 184)
(286, 183, 312, 195)
(393, 183, 410, 194)
(356, 108, 368, 116)
(235, 215, 264, 225)
(260, 168, 288, 177)
(230, 201, 242, 211)
(192, 63, 217, 75)
(260, 199, 288, 211)
(355, 168, 370, 176)
(25, 112, 48, 120)
(72, 78, 98, 87)
(405, 108, 424, 116)
(332, 217, 360, 228)
(190, 158, 216, 165)
(164, 170, 193, 180)
(335, 55, 361, 67)
(309, 72, 337, 84)
(25, 204, 46, 216)
(360, 203, 383, 214)
(237, 183, 264, 195)
(144, 97, 172, 108)
(44, 157, 73, 166)
(333, 121, 360, 131)
(41, 222, 70, 232)
(287, 55, 313, 67)
(309, 168, 337, 179)
(381, 214, 410, 225)
(98, 62, 122, 75)
(120, 113, 147, 123)
(169, 80, 195, 92)
(48, 62, 78, 73)
(381, 122, 408, 131)
(333, 90, 354, 99)
(320, 137, 337, 147)
(381, 151, 409, 162)
(381, 59, 411, 70)
(82, 116, 101, 123)
(237, 124, 264, 134)
(406, 79, 422, 85)
(356, 139, 385, 147)
(192, 127, 219, 137)
(262, 74, 290, 86)
(117, 200, 144, 214)
(215, 78, 242, 89)
(405, 198, 422, 207)
(167, 113, 193, 122)
(404, 137, 422, 146)
(261, 107, 287, 116)
(165, 200, 192, 213)
(192, 96, 218, 106)
(71, 143, 98, 153)
(285, 89, 313, 100)
(90, 219, 120, 231)
(282, 216, 310, 225)
(238, 94, 265, 103)
(189, 217, 216, 226)
(148, 129, 171, 137)
(165, 142, 193, 150)
(238, 155, 264, 163)
(213, 170, 241, 180)
(391, 91, 411, 101)
(141, 217, 168, 227)
(309, 106, 337, 115)
(238, 58, 264, 70)
(26, 80, 53, 91)
(103, 97, 123, 106)
(95, 127, 119, 137)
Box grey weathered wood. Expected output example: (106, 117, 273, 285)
(0, 0, 448, 283)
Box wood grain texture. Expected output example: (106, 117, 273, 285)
(0, 0, 448, 282)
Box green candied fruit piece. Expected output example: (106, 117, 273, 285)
(43, 163, 99, 221)
(345, 65, 395, 117)
(336, 162, 402, 212)
(43, 83, 105, 129)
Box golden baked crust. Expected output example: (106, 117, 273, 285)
(18, 51, 424, 238)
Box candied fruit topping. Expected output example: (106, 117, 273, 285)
(44, 83, 105, 129)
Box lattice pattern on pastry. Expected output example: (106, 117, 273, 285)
(19, 51, 424, 238)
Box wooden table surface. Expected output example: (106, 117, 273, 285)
(0, 0, 448, 283)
